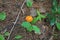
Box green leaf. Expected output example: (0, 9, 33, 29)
(46, 13, 56, 26)
(0, 12, 6, 20)
(37, 10, 41, 16)
(51, 7, 57, 14)
(21, 21, 31, 28)
(57, 6, 60, 14)
(15, 35, 22, 39)
(31, 17, 39, 24)
(52, 0, 57, 8)
(53, 0, 58, 7)
(52, 0, 58, 8)
(32, 25, 41, 34)
(51, 0, 58, 14)
(0, 34, 5, 40)
(50, 17, 56, 26)
(31, 10, 46, 24)
(37, 10, 46, 21)
(21, 21, 33, 32)
(26, 0, 33, 7)
(4, 32, 10, 36)
(56, 22, 60, 30)
(27, 26, 33, 32)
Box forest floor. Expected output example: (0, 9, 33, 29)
(0, 0, 60, 40)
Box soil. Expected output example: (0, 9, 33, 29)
(0, 0, 60, 40)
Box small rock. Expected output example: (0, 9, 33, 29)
(39, 6, 46, 13)
(30, 8, 37, 17)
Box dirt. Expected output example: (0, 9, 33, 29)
(0, 0, 60, 40)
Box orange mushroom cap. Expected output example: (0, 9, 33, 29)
(25, 16, 33, 22)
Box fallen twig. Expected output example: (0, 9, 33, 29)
(21, 0, 26, 15)
(7, 0, 26, 40)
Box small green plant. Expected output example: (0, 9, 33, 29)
(21, 21, 41, 34)
(15, 35, 22, 40)
(32, 25, 41, 34)
(0, 32, 10, 40)
(26, 0, 33, 7)
(0, 34, 5, 40)
(21, 21, 32, 32)
(0, 12, 6, 21)
(4, 32, 10, 36)
(46, 13, 56, 26)
(32, 10, 46, 24)
(46, 0, 60, 30)
(56, 22, 60, 30)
